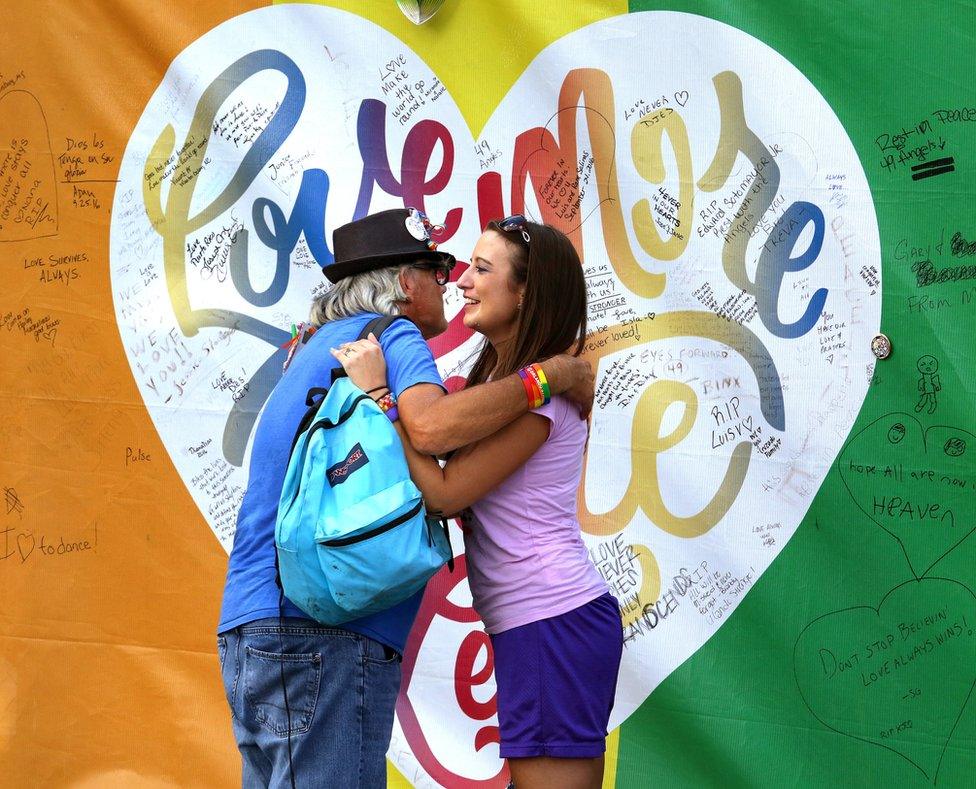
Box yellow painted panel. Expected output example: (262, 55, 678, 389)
(276, 0, 627, 135)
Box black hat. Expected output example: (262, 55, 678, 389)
(325, 208, 457, 283)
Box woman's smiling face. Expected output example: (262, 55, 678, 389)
(457, 230, 525, 344)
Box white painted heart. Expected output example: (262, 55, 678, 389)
(110, 6, 881, 785)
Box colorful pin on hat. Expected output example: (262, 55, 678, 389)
(404, 208, 428, 241)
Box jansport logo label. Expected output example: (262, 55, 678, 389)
(327, 443, 369, 487)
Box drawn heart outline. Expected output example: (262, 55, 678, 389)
(16, 531, 34, 562)
(793, 578, 976, 782)
(0, 89, 59, 242)
(838, 413, 976, 578)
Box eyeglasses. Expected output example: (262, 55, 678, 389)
(499, 214, 531, 244)
(411, 262, 454, 286)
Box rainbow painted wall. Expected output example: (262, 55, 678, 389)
(2, 1, 974, 785)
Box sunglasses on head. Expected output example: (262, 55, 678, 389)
(499, 214, 531, 244)
(410, 261, 454, 286)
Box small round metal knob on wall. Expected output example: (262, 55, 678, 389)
(871, 333, 891, 360)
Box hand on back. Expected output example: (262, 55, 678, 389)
(330, 332, 388, 393)
(544, 354, 595, 420)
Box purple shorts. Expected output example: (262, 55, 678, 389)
(489, 592, 623, 759)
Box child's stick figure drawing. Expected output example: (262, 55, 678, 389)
(915, 355, 941, 414)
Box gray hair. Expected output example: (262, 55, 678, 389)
(309, 264, 411, 326)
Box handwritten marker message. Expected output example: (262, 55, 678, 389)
(2, 520, 98, 564)
(0, 90, 58, 241)
(1, 307, 60, 344)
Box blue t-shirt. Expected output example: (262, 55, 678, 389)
(218, 313, 444, 652)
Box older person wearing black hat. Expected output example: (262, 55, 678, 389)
(217, 208, 593, 788)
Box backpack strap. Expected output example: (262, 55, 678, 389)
(290, 315, 413, 451)
(285, 387, 331, 456)
(329, 314, 411, 385)
(306, 387, 330, 407)
(360, 314, 409, 341)
(438, 515, 455, 572)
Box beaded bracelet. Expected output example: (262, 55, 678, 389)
(375, 391, 397, 413)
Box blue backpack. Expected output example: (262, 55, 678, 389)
(274, 316, 453, 625)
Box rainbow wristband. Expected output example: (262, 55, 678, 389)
(529, 363, 551, 405)
(517, 368, 540, 408)
(518, 367, 545, 409)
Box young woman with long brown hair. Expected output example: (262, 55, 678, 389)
(334, 216, 623, 789)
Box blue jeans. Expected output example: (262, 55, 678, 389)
(218, 618, 401, 788)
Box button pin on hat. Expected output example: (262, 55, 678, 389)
(405, 209, 428, 242)
(405, 207, 441, 250)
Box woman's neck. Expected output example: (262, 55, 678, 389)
(486, 333, 517, 381)
(490, 333, 515, 355)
